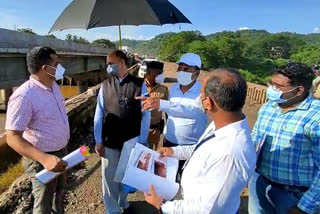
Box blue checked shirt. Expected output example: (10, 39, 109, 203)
(252, 95, 320, 213)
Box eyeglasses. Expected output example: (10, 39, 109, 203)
(267, 80, 292, 92)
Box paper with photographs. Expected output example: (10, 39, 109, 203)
(115, 138, 179, 200)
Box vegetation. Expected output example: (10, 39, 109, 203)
(0, 162, 24, 194)
(17, 28, 37, 35)
(116, 29, 320, 85)
(65, 34, 90, 44)
(92, 38, 116, 49)
(14, 27, 320, 84)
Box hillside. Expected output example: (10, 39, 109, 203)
(117, 29, 320, 57)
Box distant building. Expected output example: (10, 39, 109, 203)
(121, 46, 132, 53)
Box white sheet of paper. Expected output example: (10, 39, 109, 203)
(114, 137, 138, 183)
(117, 141, 179, 200)
(36, 148, 87, 184)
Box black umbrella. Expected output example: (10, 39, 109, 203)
(49, 0, 191, 48)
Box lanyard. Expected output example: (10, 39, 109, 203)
(182, 132, 215, 171)
(193, 133, 215, 154)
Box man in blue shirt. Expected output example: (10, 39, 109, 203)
(249, 63, 320, 214)
(94, 50, 150, 214)
(137, 53, 207, 178)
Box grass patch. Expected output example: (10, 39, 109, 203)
(0, 161, 24, 194)
(0, 143, 21, 174)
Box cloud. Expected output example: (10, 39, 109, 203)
(239, 27, 249, 31)
(313, 27, 320, 33)
(122, 34, 154, 41)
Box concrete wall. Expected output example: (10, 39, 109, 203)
(247, 82, 267, 104)
(0, 28, 111, 55)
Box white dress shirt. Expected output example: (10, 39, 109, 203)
(161, 118, 256, 214)
(159, 81, 207, 145)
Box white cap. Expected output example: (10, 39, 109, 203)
(176, 53, 202, 68)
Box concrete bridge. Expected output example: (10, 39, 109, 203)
(0, 28, 116, 110)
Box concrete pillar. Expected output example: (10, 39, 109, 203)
(77, 80, 88, 94)
(0, 88, 13, 111)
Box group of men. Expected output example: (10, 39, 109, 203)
(5, 46, 320, 214)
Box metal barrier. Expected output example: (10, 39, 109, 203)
(247, 82, 267, 104)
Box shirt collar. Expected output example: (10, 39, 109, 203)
(118, 73, 129, 83)
(29, 77, 52, 91)
(209, 117, 249, 140)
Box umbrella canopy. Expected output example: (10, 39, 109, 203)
(49, 0, 191, 33)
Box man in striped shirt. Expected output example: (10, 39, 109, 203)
(249, 63, 320, 214)
(6, 46, 70, 214)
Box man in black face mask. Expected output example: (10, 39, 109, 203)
(249, 63, 320, 214)
(93, 50, 150, 214)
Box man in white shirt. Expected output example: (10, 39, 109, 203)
(138, 53, 207, 147)
(137, 53, 207, 180)
(144, 68, 256, 214)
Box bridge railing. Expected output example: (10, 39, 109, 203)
(247, 82, 267, 104)
(0, 28, 112, 56)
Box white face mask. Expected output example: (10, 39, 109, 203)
(177, 71, 193, 86)
(155, 73, 165, 84)
(47, 64, 65, 80)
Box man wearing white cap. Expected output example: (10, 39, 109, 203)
(137, 53, 207, 179)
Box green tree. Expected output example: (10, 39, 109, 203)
(45, 34, 57, 39)
(255, 34, 305, 59)
(291, 45, 320, 66)
(211, 32, 246, 68)
(188, 40, 220, 69)
(17, 28, 37, 35)
(274, 58, 288, 67)
(65, 34, 90, 44)
(159, 31, 205, 62)
(92, 38, 116, 49)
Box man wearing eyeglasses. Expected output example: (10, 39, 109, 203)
(137, 53, 207, 180)
(249, 63, 320, 214)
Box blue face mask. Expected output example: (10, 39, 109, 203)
(106, 64, 120, 76)
(266, 86, 297, 104)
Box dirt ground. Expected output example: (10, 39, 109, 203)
(64, 62, 262, 214)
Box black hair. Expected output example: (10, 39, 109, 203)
(109, 50, 128, 66)
(273, 62, 314, 92)
(26, 46, 57, 74)
(205, 68, 247, 112)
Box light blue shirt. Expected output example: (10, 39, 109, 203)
(159, 81, 208, 145)
(94, 75, 150, 145)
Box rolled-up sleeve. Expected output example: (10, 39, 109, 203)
(172, 145, 195, 160)
(94, 85, 105, 144)
(5, 94, 33, 131)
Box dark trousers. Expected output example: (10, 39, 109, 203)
(248, 171, 307, 214)
(23, 148, 67, 214)
(163, 138, 186, 183)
